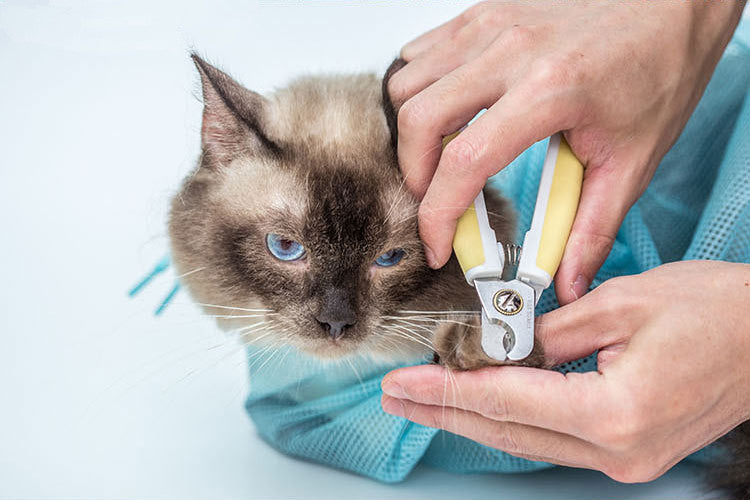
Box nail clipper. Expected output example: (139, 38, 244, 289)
(448, 132, 583, 361)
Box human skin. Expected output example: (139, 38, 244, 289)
(387, 0, 745, 304)
(382, 261, 750, 482)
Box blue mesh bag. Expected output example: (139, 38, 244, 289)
(241, 24, 750, 482)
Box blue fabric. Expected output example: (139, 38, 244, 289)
(243, 23, 750, 482)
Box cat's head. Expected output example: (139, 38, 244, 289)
(169, 55, 512, 362)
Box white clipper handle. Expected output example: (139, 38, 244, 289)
(517, 133, 584, 303)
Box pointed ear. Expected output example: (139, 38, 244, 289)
(382, 57, 407, 152)
(191, 53, 280, 166)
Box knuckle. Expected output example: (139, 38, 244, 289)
(387, 73, 409, 107)
(441, 138, 482, 175)
(589, 420, 617, 448)
(603, 419, 640, 451)
(594, 397, 645, 451)
(496, 24, 538, 51)
(529, 54, 585, 89)
(486, 393, 511, 420)
(416, 384, 445, 407)
(588, 276, 634, 316)
(598, 276, 627, 298)
(424, 409, 446, 430)
(529, 58, 563, 87)
(604, 458, 662, 484)
(398, 97, 433, 134)
(463, 1, 492, 22)
(602, 276, 641, 315)
(417, 200, 439, 226)
(467, 8, 497, 34)
(605, 274, 635, 292)
(586, 230, 617, 257)
(490, 425, 522, 452)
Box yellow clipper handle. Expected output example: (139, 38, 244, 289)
(453, 192, 505, 283)
(446, 132, 505, 284)
(517, 133, 583, 297)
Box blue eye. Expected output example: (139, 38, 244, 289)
(266, 234, 306, 261)
(375, 248, 405, 267)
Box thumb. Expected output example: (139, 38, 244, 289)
(535, 284, 628, 365)
(553, 163, 637, 306)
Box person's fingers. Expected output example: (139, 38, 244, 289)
(382, 364, 604, 439)
(418, 89, 569, 267)
(553, 160, 643, 305)
(381, 394, 601, 469)
(400, 3, 489, 60)
(534, 282, 638, 365)
(389, 18, 502, 110)
(395, 54, 510, 200)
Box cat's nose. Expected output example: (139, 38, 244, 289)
(315, 287, 357, 340)
(317, 319, 356, 340)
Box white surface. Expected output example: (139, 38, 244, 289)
(0, 1, 715, 498)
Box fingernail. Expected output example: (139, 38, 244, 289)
(382, 396, 405, 417)
(424, 244, 439, 269)
(382, 379, 408, 399)
(570, 274, 589, 300)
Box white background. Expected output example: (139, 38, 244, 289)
(1, 1, 738, 498)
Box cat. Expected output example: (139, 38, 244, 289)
(168, 54, 540, 370)
(168, 54, 748, 499)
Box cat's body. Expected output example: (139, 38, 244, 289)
(168, 55, 747, 499)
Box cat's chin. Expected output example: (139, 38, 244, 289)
(297, 338, 369, 360)
(296, 338, 431, 365)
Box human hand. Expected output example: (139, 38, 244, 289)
(387, 1, 743, 304)
(381, 261, 750, 482)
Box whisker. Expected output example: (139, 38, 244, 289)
(265, 345, 293, 383)
(175, 267, 207, 279)
(382, 325, 435, 352)
(383, 164, 415, 226)
(344, 357, 366, 396)
(246, 343, 282, 371)
(384, 316, 476, 328)
(167, 340, 248, 388)
(391, 310, 480, 315)
(233, 319, 271, 330)
(371, 331, 403, 351)
(205, 313, 278, 320)
(238, 329, 277, 346)
(254, 344, 284, 374)
(231, 322, 271, 335)
(388, 319, 435, 339)
(389, 320, 436, 341)
(193, 302, 274, 313)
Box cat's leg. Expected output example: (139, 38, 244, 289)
(433, 317, 547, 370)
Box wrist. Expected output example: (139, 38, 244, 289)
(685, 1, 744, 73)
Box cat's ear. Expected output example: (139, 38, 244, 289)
(381, 57, 407, 152)
(191, 53, 280, 166)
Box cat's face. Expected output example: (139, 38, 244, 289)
(169, 56, 511, 362)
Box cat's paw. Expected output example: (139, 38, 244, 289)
(433, 315, 546, 370)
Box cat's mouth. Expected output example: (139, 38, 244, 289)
(216, 308, 436, 362)
(302, 317, 369, 358)
(304, 337, 363, 359)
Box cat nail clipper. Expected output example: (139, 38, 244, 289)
(448, 132, 583, 362)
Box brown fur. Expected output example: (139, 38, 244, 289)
(708, 421, 750, 500)
(168, 54, 532, 369)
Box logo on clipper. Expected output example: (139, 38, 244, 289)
(492, 289, 523, 316)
